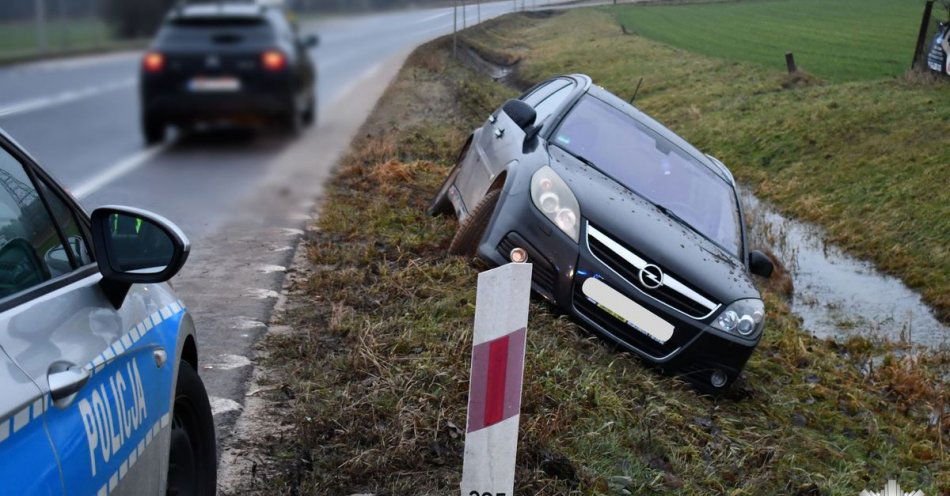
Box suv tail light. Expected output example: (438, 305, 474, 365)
(261, 50, 286, 71)
(143, 52, 164, 73)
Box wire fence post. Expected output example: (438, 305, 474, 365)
(453, 0, 458, 57)
(34, 0, 48, 54)
(477, 0, 481, 24)
(462, 0, 467, 29)
(912, 0, 935, 70)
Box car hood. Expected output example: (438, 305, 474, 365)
(548, 146, 759, 305)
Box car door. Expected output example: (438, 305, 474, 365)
(0, 348, 63, 495)
(0, 137, 179, 496)
(460, 78, 576, 211)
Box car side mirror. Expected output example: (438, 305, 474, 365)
(90, 205, 190, 290)
(749, 250, 774, 278)
(303, 34, 319, 48)
(502, 99, 536, 131)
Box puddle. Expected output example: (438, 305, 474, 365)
(740, 189, 948, 350)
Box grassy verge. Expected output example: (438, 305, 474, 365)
(606, 0, 929, 82)
(0, 19, 143, 64)
(251, 11, 948, 495)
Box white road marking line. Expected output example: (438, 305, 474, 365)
(256, 264, 287, 274)
(203, 354, 253, 371)
(71, 143, 169, 198)
(0, 78, 135, 118)
(245, 288, 279, 299)
(234, 318, 267, 330)
(209, 396, 244, 416)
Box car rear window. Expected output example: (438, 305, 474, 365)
(157, 16, 275, 45)
(170, 16, 266, 27)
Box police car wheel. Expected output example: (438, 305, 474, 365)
(166, 361, 216, 496)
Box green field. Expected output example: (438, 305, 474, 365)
(609, 0, 929, 82)
(0, 19, 116, 61)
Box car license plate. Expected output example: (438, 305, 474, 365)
(582, 277, 674, 344)
(188, 76, 240, 92)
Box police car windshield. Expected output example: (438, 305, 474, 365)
(553, 95, 742, 256)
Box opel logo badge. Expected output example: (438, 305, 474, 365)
(639, 264, 663, 289)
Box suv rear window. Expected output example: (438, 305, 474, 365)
(169, 17, 266, 27)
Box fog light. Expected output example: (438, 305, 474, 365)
(710, 370, 728, 388)
(510, 247, 528, 264)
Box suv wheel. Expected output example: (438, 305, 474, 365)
(448, 188, 501, 257)
(279, 102, 302, 135)
(166, 361, 216, 496)
(302, 94, 316, 127)
(143, 114, 166, 145)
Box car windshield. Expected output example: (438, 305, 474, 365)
(552, 95, 742, 256)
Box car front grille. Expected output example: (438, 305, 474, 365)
(585, 223, 719, 320)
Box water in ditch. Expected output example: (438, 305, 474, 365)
(740, 189, 948, 351)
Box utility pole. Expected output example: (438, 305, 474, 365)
(462, 0, 467, 29)
(477, 0, 481, 24)
(57, 0, 66, 50)
(34, 0, 48, 54)
(453, 0, 458, 57)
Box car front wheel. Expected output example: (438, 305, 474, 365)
(448, 188, 501, 257)
(166, 361, 217, 496)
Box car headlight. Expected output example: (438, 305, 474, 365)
(712, 299, 765, 338)
(531, 166, 580, 242)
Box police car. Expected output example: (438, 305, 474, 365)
(0, 128, 216, 494)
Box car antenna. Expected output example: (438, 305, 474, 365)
(629, 77, 643, 104)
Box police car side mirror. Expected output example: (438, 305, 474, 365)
(90, 206, 190, 295)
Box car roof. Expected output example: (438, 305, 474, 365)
(584, 82, 733, 184)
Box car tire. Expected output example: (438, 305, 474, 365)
(166, 361, 217, 496)
(448, 188, 501, 257)
(280, 101, 302, 135)
(302, 94, 316, 127)
(143, 115, 166, 146)
(427, 164, 460, 217)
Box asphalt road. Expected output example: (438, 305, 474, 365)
(0, 0, 548, 464)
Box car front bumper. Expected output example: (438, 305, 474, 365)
(475, 188, 760, 390)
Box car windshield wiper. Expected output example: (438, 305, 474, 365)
(557, 147, 598, 169)
(647, 199, 705, 240)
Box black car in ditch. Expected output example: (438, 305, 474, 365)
(429, 74, 774, 391)
(140, 2, 319, 144)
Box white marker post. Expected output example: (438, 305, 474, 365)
(461, 262, 532, 496)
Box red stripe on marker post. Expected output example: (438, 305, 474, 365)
(467, 328, 526, 433)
